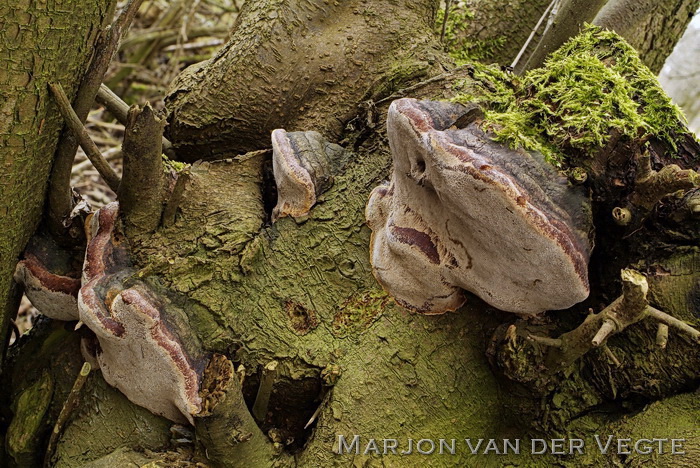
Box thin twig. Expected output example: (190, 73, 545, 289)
(47, 0, 145, 233)
(510, 0, 557, 70)
(592, 319, 616, 346)
(96, 83, 174, 154)
(43, 362, 91, 468)
(72, 147, 122, 175)
(647, 307, 700, 343)
(527, 334, 563, 348)
(656, 323, 669, 349)
(49, 83, 121, 191)
(602, 345, 621, 367)
(95, 83, 129, 124)
(440, 0, 453, 44)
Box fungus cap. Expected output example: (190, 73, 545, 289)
(367, 98, 592, 315)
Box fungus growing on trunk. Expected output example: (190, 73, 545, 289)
(366, 98, 593, 315)
(78, 202, 206, 424)
(271, 129, 349, 221)
(13, 235, 81, 321)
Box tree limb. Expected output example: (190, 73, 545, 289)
(49, 83, 121, 192)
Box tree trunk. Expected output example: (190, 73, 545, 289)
(448, 0, 553, 65)
(594, 0, 700, 74)
(2, 1, 700, 467)
(0, 0, 117, 365)
(518, 0, 608, 72)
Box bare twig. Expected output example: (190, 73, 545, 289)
(656, 323, 669, 349)
(647, 306, 700, 343)
(542, 269, 700, 372)
(47, 0, 145, 235)
(511, 0, 558, 70)
(49, 83, 121, 191)
(527, 334, 563, 348)
(72, 147, 122, 175)
(592, 320, 616, 346)
(95, 83, 129, 123)
(96, 83, 173, 155)
(602, 345, 621, 367)
(440, 0, 453, 44)
(43, 362, 91, 468)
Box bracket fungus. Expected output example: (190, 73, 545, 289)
(271, 129, 349, 221)
(78, 202, 206, 424)
(366, 98, 593, 315)
(13, 235, 81, 321)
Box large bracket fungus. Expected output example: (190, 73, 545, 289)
(366, 98, 593, 315)
(78, 202, 206, 424)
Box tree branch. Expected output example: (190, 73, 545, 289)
(195, 355, 288, 467)
(119, 103, 167, 237)
(534, 269, 700, 373)
(49, 83, 121, 192)
(47, 0, 145, 236)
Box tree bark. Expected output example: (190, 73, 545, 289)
(594, 0, 700, 74)
(2, 1, 700, 467)
(0, 0, 117, 366)
(452, 0, 553, 65)
(165, 0, 448, 160)
(518, 0, 608, 73)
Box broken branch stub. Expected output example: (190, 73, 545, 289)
(78, 203, 206, 424)
(366, 98, 593, 314)
(119, 103, 167, 237)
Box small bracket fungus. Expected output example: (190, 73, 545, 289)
(366, 98, 593, 315)
(271, 129, 349, 221)
(78, 202, 205, 424)
(13, 235, 81, 321)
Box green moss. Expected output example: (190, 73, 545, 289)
(454, 24, 688, 168)
(7, 371, 53, 463)
(162, 154, 187, 173)
(451, 62, 516, 108)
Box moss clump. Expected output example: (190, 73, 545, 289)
(162, 154, 187, 173)
(451, 62, 517, 110)
(435, 3, 504, 64)
(453, 24, 688, 167)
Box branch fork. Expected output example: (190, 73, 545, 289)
(530, 268, 699, 373)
